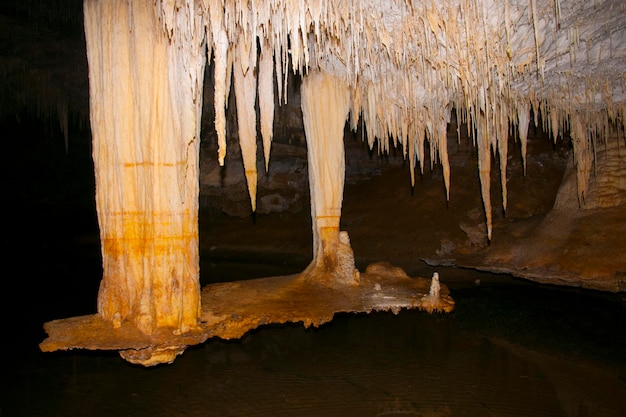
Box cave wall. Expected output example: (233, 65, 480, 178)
(475, 131, 626, 292)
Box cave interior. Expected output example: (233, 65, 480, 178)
(1, 0, 625, 370)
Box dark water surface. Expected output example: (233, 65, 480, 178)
(2, 235, 625, 417)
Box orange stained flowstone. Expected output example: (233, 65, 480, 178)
(40, 262, 454, 366)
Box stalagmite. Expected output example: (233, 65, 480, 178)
(420, 272, 443, 312)
(428, 272, 441, 300)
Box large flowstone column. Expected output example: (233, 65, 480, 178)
(84, 0, 204, 336)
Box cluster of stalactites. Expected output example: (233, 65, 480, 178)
(157, 0, 626, 238)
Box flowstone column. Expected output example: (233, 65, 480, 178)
(84, 0, 203, 339)
(300, 71, 358, 285)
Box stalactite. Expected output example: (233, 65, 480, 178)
(476, 113, 494, 240)
(497, 102, 509, 213)
(570, 114, 593, 206)
(233, 35, 259, 211)
(258, 38, 275, 172)
(190, 0, 625, 238)
(208, 6, 229, 166)
(517, 100, 531, 175)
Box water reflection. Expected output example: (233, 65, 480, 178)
(3, 265, 625, 417)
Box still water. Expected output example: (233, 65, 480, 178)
(2, 242, 625, 417)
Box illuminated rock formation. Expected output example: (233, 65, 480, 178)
(83, 0, 203, 336)
(39, 0, 626, 365)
